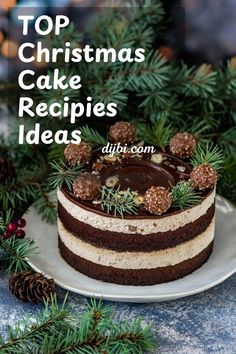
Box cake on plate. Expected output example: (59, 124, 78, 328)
(57, 122, 218, 285)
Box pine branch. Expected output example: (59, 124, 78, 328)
(80, 125, 108, 148)
(47, 142, 65, 162)
(172, 181, 202, 209)
(180, 116, 219, 142)
(37, 69, 81, 118)
(41, 320, 155, 354)
(0, 295, 70, 354)
(0, 155, 50, 211)
(0, 237, 37, 274)
(100, 186, 138, 218)
(137, 117, 174, 150)
(33, 189, 57, 224)
(88, 77, 128, 110)
(89, 0, 165, 51)
(104, 318, 156, 353)
(171, 63, 217, 98)
(218, 127, 236, 156)
(111, 52, 169, 92)
(129, 0, 165, 27)
(0, 296, 157, 354)
(48, 160, 83, 191)
(191, 143, 224, 173)
(0, 210, 13, 232)
(0, 179, 35, 211)
(42, 22, 82, 52)
(0, 210, 37, 273)
(218, 163, 236, 203)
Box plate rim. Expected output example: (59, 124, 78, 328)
(27, 259, 236, 301)
(26, 195, 236, 302)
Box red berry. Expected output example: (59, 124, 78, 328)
(16, 229, 26, 239)
(17, 218, 26, 228)
(3, 230, 12, 239)
(6, 223, 17, 233)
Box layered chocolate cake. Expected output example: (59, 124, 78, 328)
(57, 122, 218, 285)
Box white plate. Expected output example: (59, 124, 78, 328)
(26, 196, 236, 302)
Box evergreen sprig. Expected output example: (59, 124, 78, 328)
(0, 179, 34, 210)
(191, 143, 224, 172)
(48, 160, 83, 191)
(0, 210, 13, 232)
(37, 69, 81, 118)
(137, 117, 174, 150)
(0, 237, 37, 274)
(0, 210, 37, 273)
(101, 186, 138, 218)
(0, 295, 70, 354)
(218, 157, 236, 202)
(172, 181, 202, 209)
(80, 125, 108, 148)
(33, 189, 57, 224)
(1, 0, 236, 207)
(42, 22, 82, 53)
(0, 296, 156, 353)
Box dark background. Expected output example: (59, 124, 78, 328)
(0, 0, 236, 83)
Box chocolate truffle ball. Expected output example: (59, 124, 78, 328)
(73, 172, 101, 200)
(64, 142, 92, 165)
(170, 133, 196, 159)
(109, 121, 135, 145)
(144, 186, 172, 215)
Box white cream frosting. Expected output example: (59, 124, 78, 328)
(58, 217, 215, 269)
(58, 189, 215, 235)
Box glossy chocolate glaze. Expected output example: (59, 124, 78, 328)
(98, 150, 192, 192)
(100, 159, 176, 193)
(62, 148, 210, 218)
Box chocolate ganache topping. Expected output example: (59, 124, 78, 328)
(62, 148, 194, 218)
(101, 159, 176, 193)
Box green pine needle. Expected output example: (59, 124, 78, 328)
(191, 143, 224, 173)
(137, 117, 174, 150)
(0, 295, 156, 353)
(0, 210, 13, 233)
(47, 143, 65, 162)
(0, 237, 37, 274)
(0, 294, 70, 354)
(100, 186, 138, 218)
(172, 181, 202, 209)
(33, 190, 57, 224)
(80, 125, 108, 148)
(0, 210, 37, 273)
(48, 160, 83, 191)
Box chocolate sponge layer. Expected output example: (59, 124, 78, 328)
(58, 202, 215, 252)
(58, 237, 213, 286)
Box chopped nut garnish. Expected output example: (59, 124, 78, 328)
(177, 166, 186, 173)
(104, 155, 117, 163)
(105, 175, 119, 188)
(134, 195, 144, 205)
(151, 153, 163, 164)
(93, 162, 105, 171)
(122, 151, 132, 159)
(118, 190, 125, 195)
(131, 153, 142, 159)
(136, 140, 145, 147)
(163, 161, 176, 169)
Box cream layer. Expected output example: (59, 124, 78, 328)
(58, 217, 215, 269)
(57, 189, 215, 235)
